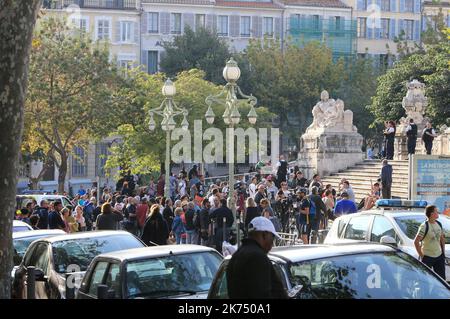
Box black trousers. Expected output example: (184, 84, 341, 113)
(407, 137, 416, 154)
(386, 140, 394, 160)
(425, 141, 433, 155)
(382, 184, 391, 199)
(422, 253, 446, 281)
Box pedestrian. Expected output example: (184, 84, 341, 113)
(199, 198, 211, 246)
(322, 190, 335, 218)
(262, 208, 281, 233)
(141, 204, 169, 246)
(362, 182, 381, 210)
(295, 188, 311, 244)
(421, 121, 438, 155)
(226, 216, 287, 299)
(259, 198, 274, 216)
(123, 196, 138, 235)
(75, 205, 86, 231)
(293, 171, 308, 188)
(184, 202, 200, 245)
(341, 181, 355, 202)
(276, 155, 288, 188)
(209, 199, 234, 253)
(244, 197, 259, 233)
(380, 159, 393, 199)
(171, 207, 186, 244)
(30, 214, 40, 230)
(96, 203, 124, 230)
(48, 201, 65, 230)
(147, 176, 156, 198)
(136, 197, 149, 237)
(83, 197, 96, 231)
(61, 207, 78, 233)
(383, 120, 396, 160)
(33, 199, 49, 229)
(248, 176, 258, 199)
(309, 174, 322, 193)
(414, 205, 446, 280)
(20, 209, 31, 225)
(333, 192, 358, 217)
(254, 184, 267, 207)
(162, 198, 175, 231)
(406, 118, 418, 156)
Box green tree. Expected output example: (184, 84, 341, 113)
(160, 26, 231, 84)
(23, 16, 123, 192)
(368, 41, 450, 128)
(238, 39, 345, 142)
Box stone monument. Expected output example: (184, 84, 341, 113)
(296, 90, 364, 177)
(395, 79, 429, 160)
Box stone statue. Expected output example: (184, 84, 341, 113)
(400, 79, 428, 126)
(307, 90, 355, 133)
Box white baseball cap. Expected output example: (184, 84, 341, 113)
(248, 216, 281, 239)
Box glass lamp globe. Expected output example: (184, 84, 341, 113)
(222, 57, 241, 83)
(162, 79, 176, 97)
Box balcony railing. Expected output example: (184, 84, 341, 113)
(43, 0, 137, 10)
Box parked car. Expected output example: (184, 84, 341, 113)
(13, 220, 33, 232)
(12, 229, 66, 279)
(12, 231, 145, 299)
(16, 194, 73, 210)
(324, 199, 450, 281)
(77, 245, 223, 299)
(208, 243, 450, 299)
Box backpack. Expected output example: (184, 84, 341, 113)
(308, 198, 316, 217)
(422, 220, 443, 240)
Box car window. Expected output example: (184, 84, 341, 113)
(34, 243, 50, 274)
(125, 251, 222, 298)
(23, 243, 37, 267)
(210, 264, 228, 299)
(370, 216, 397, 243)
(13, 226, 31, 232)
(272, 262, 288, 290)
(88, 261, 109, 297)
(337, 218, 348, 238)
(288, 252, 450, 299)
(344, 215, 372, 240)
(104, 263, 122, 299)
(395, 215, 450, 244)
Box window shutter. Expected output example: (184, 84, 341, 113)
(115, 21, 121, 42)
(252, 16, 260, 37)
(367, 19, 374, 38)
(274, 17, 281, 38)
(206, 14, 217, 32)
(141, 50, 148, 73)
(399, 0, 405, 12)
(134, 22, 139, 43)
(389, 19, 396, 39)
(413, 0, 420, 13)
(183, 13, 195, 31)
(357, 0, 365, 10)
(413, 20, 420, 41)
(390, 0, 397, 12)
(161, 12, 170, 35)
(229, 15, 239, 37)
(142, 13, 148, 34)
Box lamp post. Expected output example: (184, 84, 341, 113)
(205, 57, 257, 247)
(148, 79, 189, 198)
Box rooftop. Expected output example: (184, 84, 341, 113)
(281, 0, 350, 8)
(215, 0, 283, 8)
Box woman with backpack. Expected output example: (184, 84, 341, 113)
(171, 207, 186, 244)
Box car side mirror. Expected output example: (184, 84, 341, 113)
(380, 236, 397, 247)
(34, 268, 47, 282)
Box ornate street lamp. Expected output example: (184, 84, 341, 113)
(148, 79, 189, 198)
(204, 57, 258, 247)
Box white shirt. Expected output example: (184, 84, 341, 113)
(422, 128, 436, 136)
(386, 127, 395, 134)
(178, 180, 186, 196)
(249, 183, 257, 199)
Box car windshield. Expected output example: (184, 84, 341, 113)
(14, 234, 60, 265)
(52, 235, 143, 273)
(126, 251, 222, 298)
(394, 215, 450, 244)
(287, 252, 450, 299)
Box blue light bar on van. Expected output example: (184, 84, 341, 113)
(375, 199, 428, 208)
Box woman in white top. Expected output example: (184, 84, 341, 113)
(75, 205, 86, 231)
(248, 177, 257, 199)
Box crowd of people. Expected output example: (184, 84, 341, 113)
(14, 157, 395, 250)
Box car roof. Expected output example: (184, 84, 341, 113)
(13, 229, 66, 239)
(269, 243, 396, 263)
(35, 230, 135, 243)
(95, 245, 220, 262)
(336, 210, 425, 219)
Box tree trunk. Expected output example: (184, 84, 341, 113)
(0, 0, 42, 299)
(58, 154, 68, 193)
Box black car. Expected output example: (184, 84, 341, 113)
(208, 243, 450, 299)
(12, 231, 145, 299)
(77, 245, 223, 299)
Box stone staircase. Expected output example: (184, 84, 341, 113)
(321, 159, 409, 203)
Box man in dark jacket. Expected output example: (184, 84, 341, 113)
(199, 198, 211, 246)
(162, 198, 174, 231)
(184, 202, 199, 245)
(34, 199, 49, 229)
(209, 199, 234, 253)
(227, 216, 288, 299)
(48, 201, 65, 230)
(380, 159, 393, 199)
(308, 186, 328, 244)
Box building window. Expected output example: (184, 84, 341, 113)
(218, 15, 228, 36)
(148, 51, 158, 74)
(335, 16, 342, 30)
(170, 13, 182, 34)
(72, 146, 87, 177)
(357, 17, 367, 38)
(195, 14, 205, 30)
(405, 19, 414, 40)
(72, 18, 88, 33)
(405, 0, 414, 13)
(95, 143, 109, 177)
(362, 0, 369, 10)
(263, 17, 274, 36)
(120, 21, 133, 42)
(97, 19, 110, 40)
(381, 0, 390, 11)
(240, 16, 251, 37)
(118, 60, 133, 77)
(381, 18, 390, 39)
(312, 15, 320, 30)
(148, 12, 158, 33)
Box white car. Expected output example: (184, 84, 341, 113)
(324, 200, 450, 282)
(16, 194, 73, 209)
(13, 220, 33, 232)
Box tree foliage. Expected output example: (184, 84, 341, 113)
(23, 16, 123, 191)
(160, 26, 231, 84)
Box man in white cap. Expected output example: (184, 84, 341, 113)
(226, 216, 288, 299)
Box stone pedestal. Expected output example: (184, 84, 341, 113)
(297, 130, 364, 177)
